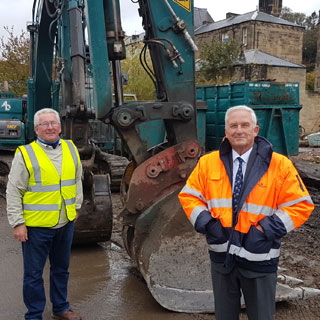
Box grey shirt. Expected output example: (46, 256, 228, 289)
(6, 140, 83, 228)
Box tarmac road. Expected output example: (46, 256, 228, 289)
(0, 195, 214, 320)
(1, 193, 320, 320)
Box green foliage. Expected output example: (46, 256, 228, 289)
(306, 72, 315, 91)
(0, 27, 29, 97)
(121, 45, 156, 101)
(197, 40, 240, 84)
(280, 7, 307, 26)
(303, 28, 318, 72)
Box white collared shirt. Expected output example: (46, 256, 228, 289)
(232, 147, 253, 191)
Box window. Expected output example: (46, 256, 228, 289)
(222, 32, 229, 43)
(242, 27, 248, 46)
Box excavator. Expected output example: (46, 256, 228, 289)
(3, 0, 319, 313)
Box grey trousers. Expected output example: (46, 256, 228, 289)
(211, 262, 277, 320)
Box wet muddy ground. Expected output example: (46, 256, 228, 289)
(1, 189, 320, 319)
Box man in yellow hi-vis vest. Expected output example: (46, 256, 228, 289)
(6, 108, 83, 320)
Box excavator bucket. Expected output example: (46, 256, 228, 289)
(123, 189, 320, 313)
(123, 189, 214, 312)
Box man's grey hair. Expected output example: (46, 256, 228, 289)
(225, 105, 257, 127)
(34, 108, 61, 127)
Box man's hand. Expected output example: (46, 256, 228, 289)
(256, 224, 264, 233)
(74, 211, 79, 222)
(13, 225, 28, 242)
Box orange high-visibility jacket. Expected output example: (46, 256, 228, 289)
(179, 136, 314, 272)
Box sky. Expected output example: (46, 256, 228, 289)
(0, 0, 319, 39)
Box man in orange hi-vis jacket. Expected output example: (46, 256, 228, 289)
(179, 105, 314, 320)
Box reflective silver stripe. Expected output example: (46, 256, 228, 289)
(23, 204, 60, 211)
(275, 209, 295, 232)
(229, 244, 280, 261)
(61, 179, 76, 187)
(242, 202, 275, 216)
(279, 195, 314, 208)
(208, 241, 229, 253)
(208, 200, 274, 216)
(28, 184, 60, 192)
(65, 198, 76, 206)
(64, 140, 79, 169)
(190, 205, 208, 226)
(24, 144, 41, 182)
(180, 185, 207, 203)
(207, 198, 232, 210)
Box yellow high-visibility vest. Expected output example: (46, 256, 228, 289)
(18, 139, 80, 227)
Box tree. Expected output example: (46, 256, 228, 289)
(0, 27, 29, 97)
(280, 7, 307, 26)
(121, 43, 156, 101)
(197, 40, 240, 84)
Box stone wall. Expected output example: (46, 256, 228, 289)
(254, 23, 303, 64)
(300, 92, 320, 135)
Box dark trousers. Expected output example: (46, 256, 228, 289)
(22, 222, 74, 320)
(211, 262, 277, 320)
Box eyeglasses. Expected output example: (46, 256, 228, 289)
(38, 122, 60, 128)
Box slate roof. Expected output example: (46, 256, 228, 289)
(195, 49, 305, 72)
(235, 50, 305, 68)
(195, 10, 304, 35)
(194, 7, 214, 30)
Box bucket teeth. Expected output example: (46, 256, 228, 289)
(277, 274, 304, 286)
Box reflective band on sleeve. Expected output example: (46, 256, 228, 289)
(207, 198, 232, 210)
(28, 184, 60, 192)
(181, 185, 207, 203)
(23, 203, 60, 211)
(275, 209, 295, 232)
(190, 205, 208, 226)
(208, 241, 229, 253)
(61, 179, 76, 187)
(278, 195, 314, 208)
(228, 244, 280, 261)
(24, 144, 41, 182)
(64, 198, 76, 206)
(65, 140, 79, 169)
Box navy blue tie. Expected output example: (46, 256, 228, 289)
(233, 157, 244, 212)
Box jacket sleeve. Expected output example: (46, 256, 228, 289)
(6, 150, 29, 228)
(178, 157, 213, 234)
(73, 144, 83, 210)
(259, 159, 314, 240)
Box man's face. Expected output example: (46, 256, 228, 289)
(35, 113, 61, 142)
(225, 110, 259, 155)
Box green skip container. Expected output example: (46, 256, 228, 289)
(196, 81, 301, 156)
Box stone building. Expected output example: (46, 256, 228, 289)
(194, 10, 320, 135)
(259, 0, 282, 16)
(194, 7, 214, 29)
(195, 10, 304, 65)
(232, 50, 305, 83)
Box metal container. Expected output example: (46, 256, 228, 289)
(196, 82, 302, 156)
